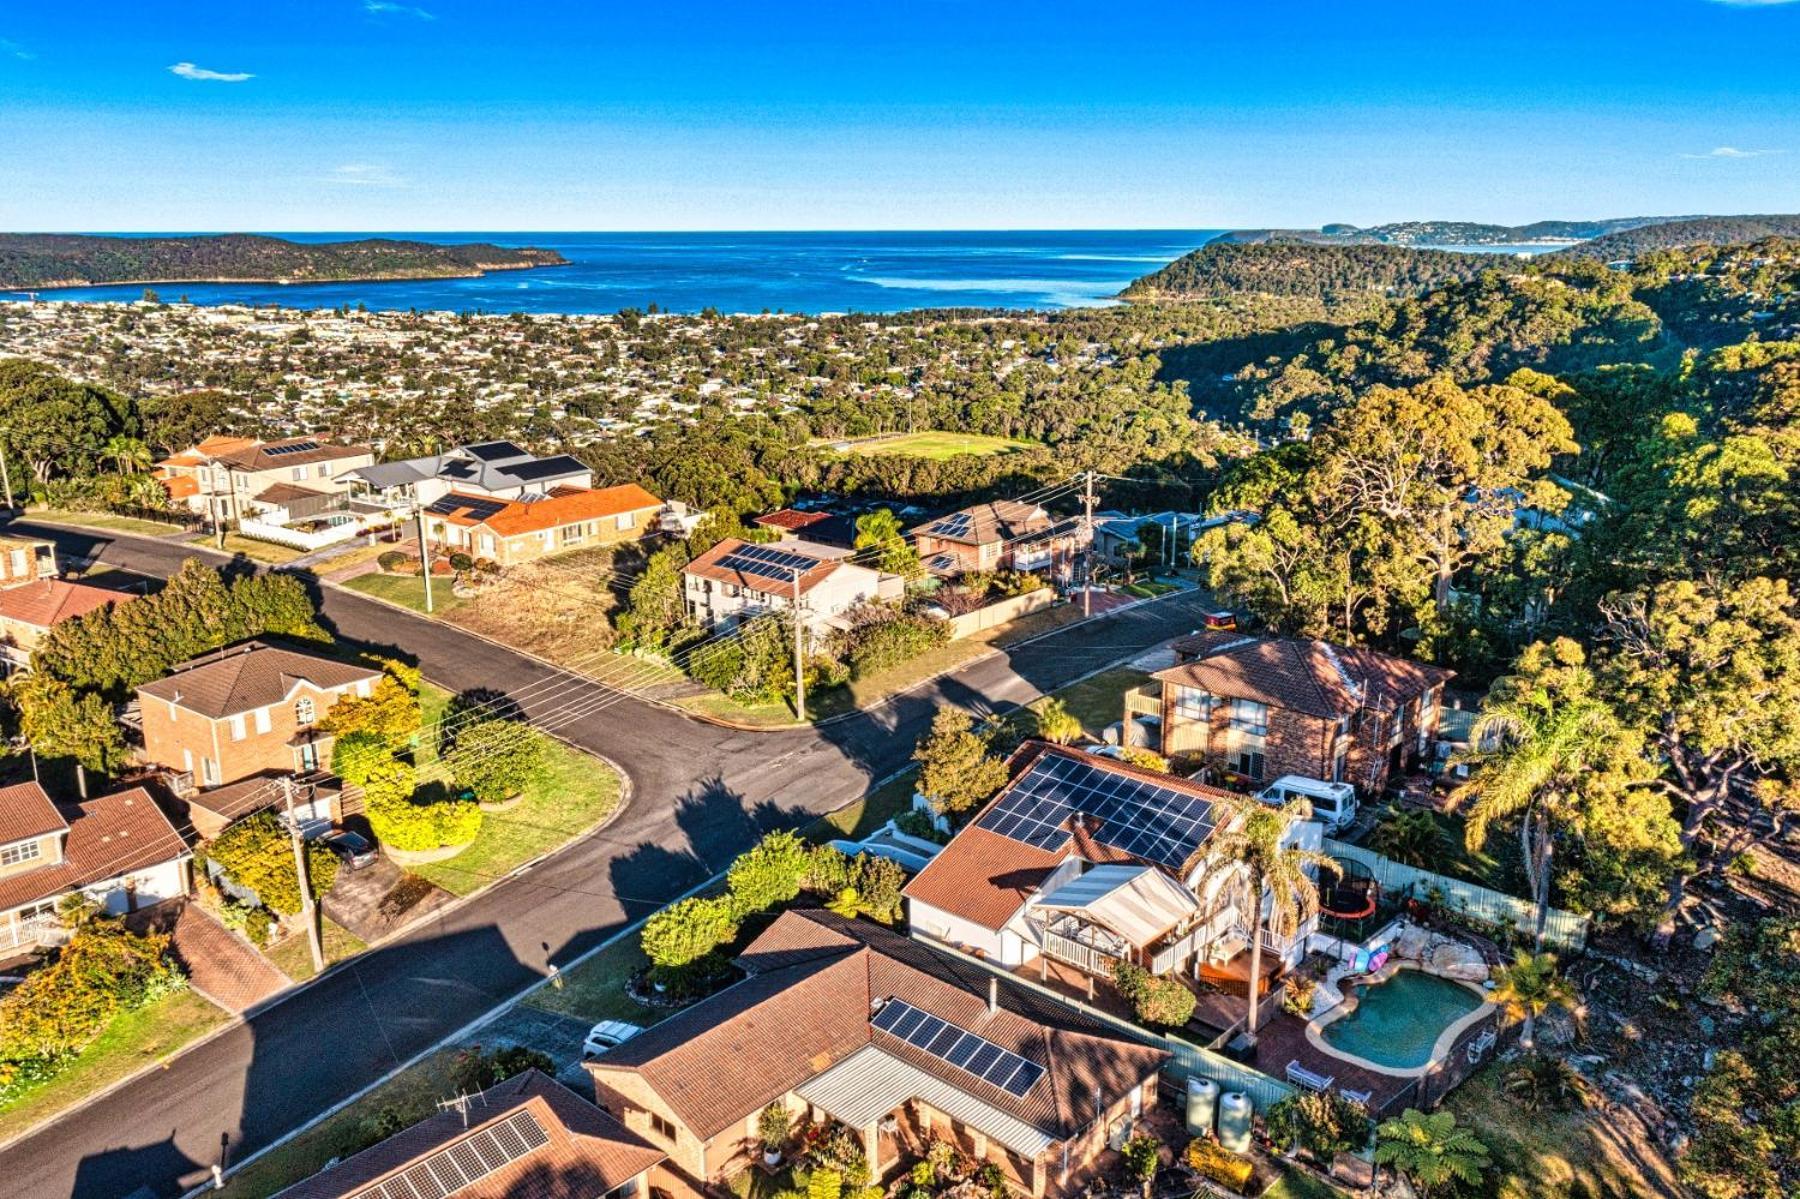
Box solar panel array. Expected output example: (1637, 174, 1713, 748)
(930, 512, 974, 538)
(716, 543, 821, 580)
(464, 440, 530, 463)
(872, 999, 1045, 1098)
(263, 440, 322, 457)
(508, 455, 587, 481)
(427, 494, 508, 522)
(351, 1109, 550, 1199)
(975, 752, 1219, 870)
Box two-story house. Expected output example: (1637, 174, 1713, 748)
(1131, 630, 1453, 795)
(423, 482, 664, 567)
(135, 641, 383, 791)
(682, 537, 899, 636)
(909, 500, 1081, 579)
(157, 436, 375, 525)
(0, 781, 191, 955)
(347, 440, 594, 510)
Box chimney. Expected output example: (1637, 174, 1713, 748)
(988, 975, 998, 1015)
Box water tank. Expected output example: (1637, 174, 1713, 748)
(1216, 1091, 1253, 1153)
(1184, 1077, 1219, 1136)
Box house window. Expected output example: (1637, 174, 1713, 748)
(295, 697, 316, 725)
(560, 522, 584, 545)
(7, 550, 24, 577)
(229, 714, 247, 741)
(1332, 739, 1348, 783)
(1228, 699, 1268, 736)
(298, 742, 319, 772)
(317, 463, 331, 478)
(202, 756, 221, 785)
(291, 466, 305, 481)
(616, 511, 635, 531)
(254, 708, 272, 735)
(648, 1112, 678, 1143)
(1, 840, 42, 867)
(1233, 748, 1266, 780)
(1173, 686, 1213, 721)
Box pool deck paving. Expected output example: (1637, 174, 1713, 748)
(1243, 1011, 1411, 1113)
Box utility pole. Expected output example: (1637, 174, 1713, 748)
(416, 505, 435, 614)
(1079, 470, 1097, 618)
(0, 437, 13, 512)
(282, 776, 325, 974)
(790, 567, 807, 722)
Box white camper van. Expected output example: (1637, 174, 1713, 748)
(1256, 775, 1359, 834)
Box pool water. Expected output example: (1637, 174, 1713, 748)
(1318, 969, 1485, 1070)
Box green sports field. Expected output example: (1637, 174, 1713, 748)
(826, 430, 1036, 459)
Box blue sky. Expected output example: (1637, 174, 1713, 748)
(2, 0, 1797, 231)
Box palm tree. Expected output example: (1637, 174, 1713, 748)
(1193, 793, 1341, 1041)
(1033, 697, 1083, 745)
(1488, 949, 1578, 1052)
(1454, 640, 1621, 950)
(1374, 1110, 1490, 1198)
(104, 434, 152, 475)
(1369, 807, 1445, 867)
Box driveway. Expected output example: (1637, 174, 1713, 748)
(0, 519, 1215, 1199)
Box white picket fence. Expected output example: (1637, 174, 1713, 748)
(238, 516, 363, 551)
(1324, 838, 1590, 951)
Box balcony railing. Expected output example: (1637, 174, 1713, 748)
(1124, 684, 1163, 720)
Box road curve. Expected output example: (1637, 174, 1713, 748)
(0, 522, 1212, 1199)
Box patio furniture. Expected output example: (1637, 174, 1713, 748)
(1339, 1086, 1373, 1106)
(1285, 1060, 1337, 1092)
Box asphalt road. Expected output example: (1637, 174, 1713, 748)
(0, 523, 1213, 1199)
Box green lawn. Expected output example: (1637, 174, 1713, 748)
(827, 430, 1036, 460)
(217, 1048, 466, 1199)
(342, 572, 465, 616)
(23, 507, 187, 537)
(265, 917, 367, 982)
(404, 685, 624, 897)
(1028, 665, 1153, 742)
(521, 935, 663, 1026)
(1265, 1164, 1350, 1199)
(810, 769, 919, 842)
(0, 989, 229, 1141)
(217, 533, 307, 565)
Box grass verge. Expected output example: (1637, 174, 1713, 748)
(265, 918, 367, 983)
(520, 936, 662, 1026)
(0, 989, 228, 1141)
(23, 508, 187, 537)
(216, 533, 307, 564)
(342, 572, 464, 616)
(1027, 665, 1153, 741)
(406, 685, 624, 897)
(810, 769, 918, 842)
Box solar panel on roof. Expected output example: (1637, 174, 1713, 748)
(464, 440, 530, 462)
(931, 513, 974, 537)
(872, 999, 1045, 1099)
(974, 753, 1219, 871)
(507, 455, 588, 481)
(426, 494, 508, 522)
(350, 1111, 548, 1199)
(262, 440, 321, 457)
(717, 543, 822, 580)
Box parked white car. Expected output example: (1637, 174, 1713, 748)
(583, 1020, 644, 1058)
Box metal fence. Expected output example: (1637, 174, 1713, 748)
(1370, 1006, 1518, 1119)
(1323, 838, 1591, 951)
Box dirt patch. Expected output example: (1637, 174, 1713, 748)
(322, 858, 457, 943)
(443, 548, 624, 665)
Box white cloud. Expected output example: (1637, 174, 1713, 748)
(1680, 145, 1785, 158)
(1705, 0, 1799, 6)
(319, 163, 408, 188)
(0, 38, 33, 60)
(169, 61, 254, 82)
(364, 1, 436, 18)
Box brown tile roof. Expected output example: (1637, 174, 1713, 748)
(0, 780, 69, 847)
(597, 910, 1166, 1145)
(156, 434, 259, 468)
(252, 482, 332, 505)
(434, 483, 664, 539)
(902, 743, 1236, 934)
(1160, 630, 1454, 719)
(0, 786, 190, 914)
(271, 1070, 665, 1199)
(186, 772, 307, 824)
(754, 508, 831, 532)
(912, 499, 1051, 547)
(137, 642, 381, 720)
(683, 537, 846, 598)
(212, 437, 372, 472)
(0, 578, 135, 631)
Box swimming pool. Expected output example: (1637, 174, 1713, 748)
(1315, 968, 1488, 1072)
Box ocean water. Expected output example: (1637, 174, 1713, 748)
(10, 230, 1223, 316)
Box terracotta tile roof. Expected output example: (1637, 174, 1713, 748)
(186, 772, 304, 824)
(211, 437, 372, 472)
(903, 743, 1236, 934)
(754, 508, 831, 532)
(156, 435, 258, 468)
(611, 910, 1166, 1143)
(271, 1070, 665, 1199)
(162, 475, 201, 499)
(0, 780, 69, 847)
(433, 483, 663, 538)
(1160, 630, 1454, 719)
(912, 499, 1051, 547)
(682, 537, 846, 598)
(0, 578, 135, 631)
(0, 786, 190, 914)
(136, 641, 381, 720)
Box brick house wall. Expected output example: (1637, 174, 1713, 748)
(435, 505, 660, 567)
(586, 1068, 715, 1183)
(139, 677, 371, 786)
(0, 539, 55, 587)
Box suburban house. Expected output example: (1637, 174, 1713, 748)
(754, 507, 858, 549)
(156, 436, 375, 525)
(175, 771, 342, 841)
(0, 534, 58, 588)
(586, 908, 1168, 1198)
(270, 1069, 666, 1199)
(347, 439, 594, 509)
(0, 781, 192, 955)
(423, 482, 664, 567)
(682, 537, 899, 634)
(135, 641, 383, 788)
(909, 501, 1080, 579)
(0, 578, 136, 674)
(904, 742, 1322, 1005)
(1129, 630, 1454, 795)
